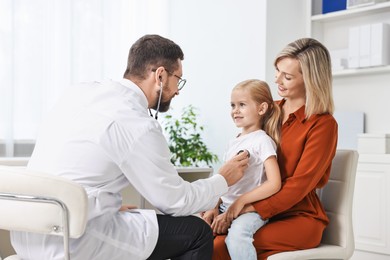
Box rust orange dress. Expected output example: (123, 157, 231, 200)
(213, 100, 338, 260)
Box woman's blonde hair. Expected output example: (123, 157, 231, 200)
(234, 79, 282, 145)
(274, 38, 334, 118)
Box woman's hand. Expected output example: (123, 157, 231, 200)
(211, 212, 231, 235)
(241, 204, 256, 214)
(225, 199, 245, 222)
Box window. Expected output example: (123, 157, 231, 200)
(0, 0, 169, 156)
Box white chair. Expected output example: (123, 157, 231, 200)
(0, 166, 88, 260)
(0, 158, 29, 259)
(0, 158, 29, 167)
(268, 149, 359, 260)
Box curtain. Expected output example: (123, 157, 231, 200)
(0, 0, 169, 157)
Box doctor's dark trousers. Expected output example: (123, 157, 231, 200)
(147, 214, 213, 260)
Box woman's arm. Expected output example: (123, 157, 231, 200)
(253, 114, 338, 220)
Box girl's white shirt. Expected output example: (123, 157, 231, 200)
(11, 79, 227, 260)
(221, 130, 277, 208)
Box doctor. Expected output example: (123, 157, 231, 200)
(11, 34, 249, 260)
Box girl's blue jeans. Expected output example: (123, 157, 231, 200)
(225, 212, 266, 260)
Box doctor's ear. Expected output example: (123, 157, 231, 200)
(153, 66, 165, 82)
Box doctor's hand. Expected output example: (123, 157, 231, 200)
(218, 150, 249, 186)
(119, 204, 138, 211)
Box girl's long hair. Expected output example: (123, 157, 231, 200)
(234, 79, 282, 145)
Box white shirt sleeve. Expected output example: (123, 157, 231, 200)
(117, 123, 228, 216)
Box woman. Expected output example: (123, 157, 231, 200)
(213, 38, 338, 259)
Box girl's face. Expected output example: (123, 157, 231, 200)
(274, 57, 305, 100)
(230, 88, 262, 135)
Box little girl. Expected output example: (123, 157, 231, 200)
(202, 79, 282, 260)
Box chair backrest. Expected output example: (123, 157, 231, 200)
(0, 166, 88, 239)
(317, 149, 359, 254)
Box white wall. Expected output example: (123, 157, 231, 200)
(333, 74, 390, 133)
(166, 0, 267, 169)
(264, 0, 309, 88)
(166, 0, 307, 169)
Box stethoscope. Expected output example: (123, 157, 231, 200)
(149, 79, 163, 120)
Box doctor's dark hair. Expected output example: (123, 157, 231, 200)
(274, 38, 334, 118)
(233, 79, 282, 145)
(123, 34, 184, 80)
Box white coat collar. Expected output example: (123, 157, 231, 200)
(118, 78, 149, 109)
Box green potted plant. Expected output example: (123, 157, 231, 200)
(163, 105, 219, 182)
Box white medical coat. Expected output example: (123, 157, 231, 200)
(11, 79, 227, 260)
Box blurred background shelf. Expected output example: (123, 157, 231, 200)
(333, 65, 390, 77)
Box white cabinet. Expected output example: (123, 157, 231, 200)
(352, 154, 390, 259)
(308, 0, 390, 77)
